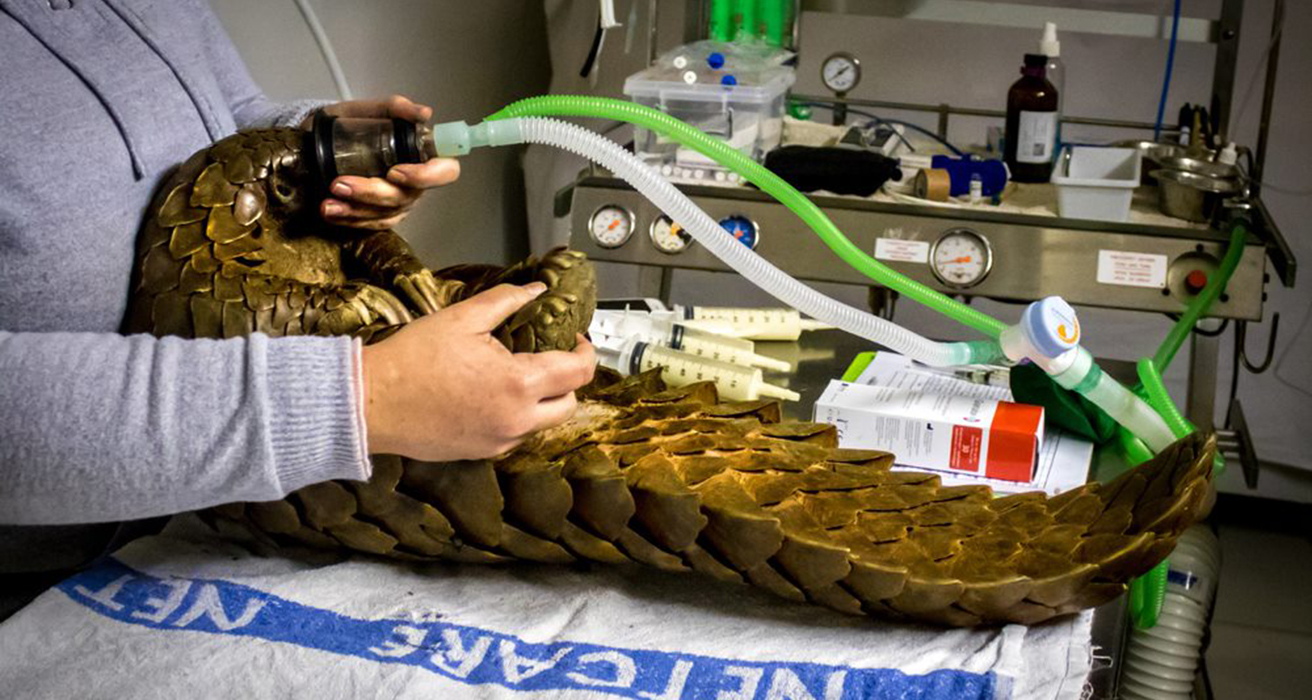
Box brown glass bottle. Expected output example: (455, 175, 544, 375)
(1005, 53, 1059, 182)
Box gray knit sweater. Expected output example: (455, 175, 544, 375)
(0, 0, 371, 568)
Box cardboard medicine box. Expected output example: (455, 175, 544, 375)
(814, 380, 1044, 483)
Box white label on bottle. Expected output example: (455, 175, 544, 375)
(874, 238, 929, 263)
(1096, 250, 1168, 288)
(1017, 111, 1057, 164)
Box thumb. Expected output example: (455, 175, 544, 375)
(447, 282, 547, 333)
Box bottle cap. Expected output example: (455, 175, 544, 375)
(1023, 53, 1047, 68)
(1040, 22, 1061, 58)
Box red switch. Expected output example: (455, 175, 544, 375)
(1185, 270, 1209, 294)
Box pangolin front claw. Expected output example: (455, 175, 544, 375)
(393, 268, 445, 316)
(318, 283, 411, 335)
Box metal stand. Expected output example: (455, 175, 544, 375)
(1187, 332, 1223, 432)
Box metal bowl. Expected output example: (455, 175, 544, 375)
(1152, 169, 1239, 222)
(1113, 140, 1185, 183)
(1156, 155, 1240, 180)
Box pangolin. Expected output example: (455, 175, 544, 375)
(123, 126, 1215, 626)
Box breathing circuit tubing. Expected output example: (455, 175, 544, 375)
(506, 117, 1000, 369)
(487, 97, 1007, 341)
(428, 96, 1227, 454)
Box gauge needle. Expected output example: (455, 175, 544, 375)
(951, 256, 973, 263)
(607, 220, 620, 231)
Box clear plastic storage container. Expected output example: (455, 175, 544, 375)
(623, 43, 795, 174)
(1051, 146, 1142, 222)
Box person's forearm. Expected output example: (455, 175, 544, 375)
(0, 331, 369, 525)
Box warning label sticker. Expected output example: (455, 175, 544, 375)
(874, 238, 930, 264)
(1096, 250, 1168, 288)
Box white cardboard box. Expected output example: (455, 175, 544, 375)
(815, 379, 1045, 483)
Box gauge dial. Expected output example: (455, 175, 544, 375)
(821, 53, 861, 94)
(930, 229, 992, 288)
(588, 205, 635, 249)
(649, 215, 693, 254)
(718, 214, 759, 250)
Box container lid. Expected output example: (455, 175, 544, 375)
(624, 66, 795, 101)
(626, 39, 796, 99)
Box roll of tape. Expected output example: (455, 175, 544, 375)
(915, 168, 951, 201)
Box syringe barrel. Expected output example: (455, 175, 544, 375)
(671, 326, 768, 368)
(677, 306, 803, 340)
(632, 342, 764, 401)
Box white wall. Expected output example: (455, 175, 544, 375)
(209, 0, 552, 268)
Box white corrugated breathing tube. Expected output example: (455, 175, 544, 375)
(509, 117, 996, 367)
(1120, 526, 1222, 699)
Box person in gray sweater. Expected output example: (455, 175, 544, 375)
(0, 0, 594, 612)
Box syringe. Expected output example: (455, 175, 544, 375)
(670, 305, 833, 341)
(595, 297, 831, 340)
(590, 310, 791, 372)
(598, 337, 800, 402)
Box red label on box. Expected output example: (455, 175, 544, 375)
(984, 402, 1044, 482)
(949, 425, 982, 472)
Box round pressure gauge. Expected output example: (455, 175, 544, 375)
(930, 228, 992, 288)
(649, 215, 693, 254)
(588, 205, 635, 249)
(821, 53, 861, 94)
(718, 214, 759, 250)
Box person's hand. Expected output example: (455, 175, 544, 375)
(361, 282, 597, 461)
(313, 95, 461, 231)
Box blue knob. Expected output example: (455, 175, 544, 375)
(707, 52, 726, 70)
(1021, 296, 1080, 358)
(720, 74, 738, 86)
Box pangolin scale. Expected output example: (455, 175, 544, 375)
(124, 126, 1215, 626)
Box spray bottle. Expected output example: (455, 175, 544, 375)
(1004, 54, 1059, 182)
